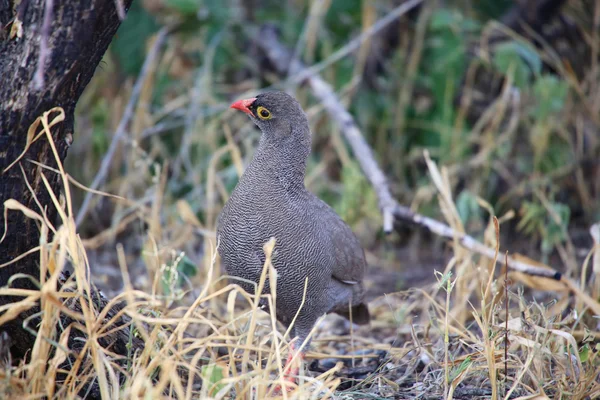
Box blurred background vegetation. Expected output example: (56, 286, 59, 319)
(72, 0, 599, 294)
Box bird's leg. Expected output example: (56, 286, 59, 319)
(282, 340, 304, 382)
(270, 340, 305, 395)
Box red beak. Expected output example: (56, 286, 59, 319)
(230, 97, 257, 116)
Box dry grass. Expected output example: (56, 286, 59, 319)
(1, 100, 599, 400)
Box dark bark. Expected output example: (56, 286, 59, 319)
(0, 0, 142, 397)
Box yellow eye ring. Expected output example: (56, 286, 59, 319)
(256, 106, 272, 120)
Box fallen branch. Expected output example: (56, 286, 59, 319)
(253, 24, 560, 281)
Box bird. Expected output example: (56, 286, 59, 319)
(217, 91, 370, 391)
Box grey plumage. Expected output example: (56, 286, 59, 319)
(217, 91, 370, 353)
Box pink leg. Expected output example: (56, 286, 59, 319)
(283, 341, 304, 381)
(271, 341, 305, 395)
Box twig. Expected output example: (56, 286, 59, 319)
(75, 27, 168, 226)
(253, 23, 561, 281)
(33, 0, 53, 90)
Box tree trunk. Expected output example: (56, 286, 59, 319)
(0, 0, 142, 397)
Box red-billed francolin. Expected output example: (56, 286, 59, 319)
(217, 91, 370, 390)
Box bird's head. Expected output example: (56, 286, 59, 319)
(230, 91, 311, 148)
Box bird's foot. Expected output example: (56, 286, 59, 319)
(269, 379, 297, 396)
(269, 352, 301, 396)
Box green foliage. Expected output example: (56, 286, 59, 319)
(177, 255, 199, 281)
(201, 364, 226, 396)
(518, 200, 570, 261)
(492, 40, 541, 88)
(203, 1, 231, 36)
(532, 130, 572, 173)
(161, 254, 198, 296)
(450, 356, 472, 382)
(414, 8, 479, 161)
(324, 0, 362, 42)
(531, 74, 568, 120)
(334, 161, 380, 227)
(456, 190, 483, 231)
(435, 270, 454, 291)
(165, 0, 199, 15)
(580, 343, 591, 363)
(527, 74, 569, 169)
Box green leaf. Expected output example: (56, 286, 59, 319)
(435, 270, 453, 291)
(492, 41, 541, 88)
(579, 344, 590, 363)
(450, 356, 472, 381)
(177, 255, 198, 281)
(201, 364, 226, 395)
(456, 190, 481, 226)
(514, 42, 542, 76)
(546, 202, 570, 240)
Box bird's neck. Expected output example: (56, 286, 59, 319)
(247, 136, 310, 191)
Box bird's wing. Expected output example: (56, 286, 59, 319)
(331, 223, 367, 285)
(313, 198, 367, 285)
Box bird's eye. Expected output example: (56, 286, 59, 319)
(256, 106, 272, 120)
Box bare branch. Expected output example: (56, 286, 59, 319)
(253, 24, 561, 281)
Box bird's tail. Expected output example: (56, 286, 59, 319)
(336, 303, 370, 325)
